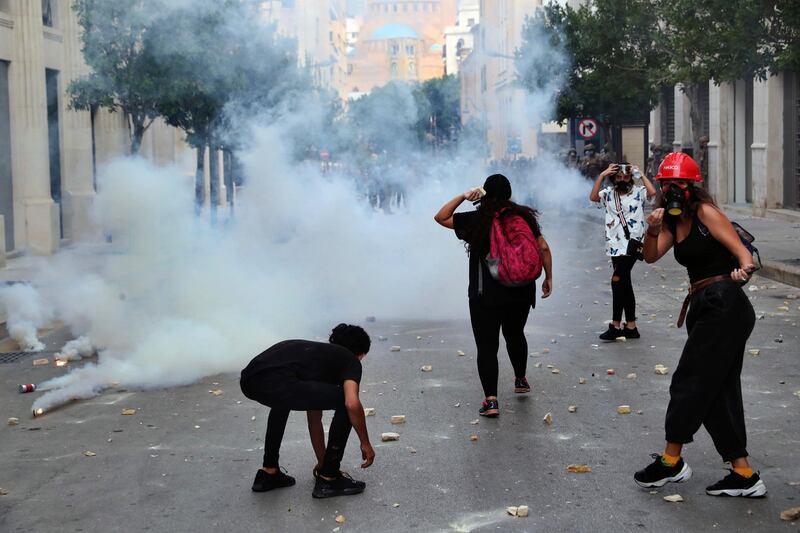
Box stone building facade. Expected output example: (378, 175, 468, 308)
(651, 73, 800, 214)
(346, 0, 455, 95)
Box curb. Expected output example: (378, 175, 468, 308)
(757, 259, 800, 289)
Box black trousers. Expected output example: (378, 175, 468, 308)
(611, 255, 637, 322)
(469, 299, 531, 397)
(240, 370, 352, 477)
(665, 281, 755, 461)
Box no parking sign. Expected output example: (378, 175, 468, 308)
(577, 118, 599, 140)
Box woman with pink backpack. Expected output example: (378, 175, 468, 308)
(435, 174, 553, 417)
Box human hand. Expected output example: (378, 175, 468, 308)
(360, 442, 375, 468)
(463, 189, 483, 202)
(600, 164, 619, 178)
(646, 208, 664, 233)
(541, 278, 552, 298)
(731, 263, 756, 282)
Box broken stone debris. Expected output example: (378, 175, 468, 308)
(748, 349, 760, 356)
(579, 378, 587, 384)
(335, 515, 346, 524)
(209, 389, 223, 396)
(457, 350, 465, 356)
(617, 405, 632, 414)
(534, 362, 542, 368)
(626, 373, 637, 379)
(781, 507, 800, 521)
(543, 412, 553, 425)
(606, 369, 616, 375)
(32, 358, 49, 366)
(121, 408, 136, 416)
(506, 505, 529, 517)
(470, 419, 479, 425)
(663, 494, 684, 503)
(654, 364, 669, 375)
(420, 365, 433, 372)
(377, 336, 388, 341)
(390, 346, 401, 352)
(568, 406, 577, 413)
(470, 435, 478, 441)
(8, 417, 19, 426)
(381, 432, 400, 442)
(566, 464, 592, 473)
(542, 348, 551, 354)
(364, 408, 376, 416)
(551, 368, 561, 374)
(83, 451, 97, 457)
(390, 415, 406, 424)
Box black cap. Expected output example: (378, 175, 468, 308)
(483, 174, 512, 201)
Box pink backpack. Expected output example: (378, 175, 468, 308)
(484, 210, 542, 287)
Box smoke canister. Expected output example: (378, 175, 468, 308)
(19, 383, 36, 394)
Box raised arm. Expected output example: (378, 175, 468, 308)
(589, 164, 618, 202)
(343, 380, 374, 468)
(643, 208, 675, 263)
(638, 167, 657, 198)
(434, 190, 483, 229)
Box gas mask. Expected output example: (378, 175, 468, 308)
(614, 179, 632, 193)
(662, 183, 690, 216)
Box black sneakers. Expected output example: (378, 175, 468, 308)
(479, 398, 500, 417)
(312, 471, 366, 499)
(514, 377, 531, 393)
(599, 324, 624, 341)
(634, 454, 693, 488)
(622, 324, 640, 339)
(252, 468, 296, 492)
(706, 470, 767, 497)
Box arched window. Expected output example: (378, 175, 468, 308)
(408, 62, 416, 76)
(391, 62, 398, 78)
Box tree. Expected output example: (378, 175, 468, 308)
(412, 75, 461, 150)
(145, 0, 303, 213)
(68, 0, 163, 155)
(517, 0, 667, 143)
(347, 81, 418, 156)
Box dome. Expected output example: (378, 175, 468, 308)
(430, 43, 443, 51)
(369, 23, 419, 40)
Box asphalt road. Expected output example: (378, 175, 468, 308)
(1, 214, 799, 533)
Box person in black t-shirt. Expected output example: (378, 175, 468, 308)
(434, 174, 553, 418)
(240, 324, 375, 499)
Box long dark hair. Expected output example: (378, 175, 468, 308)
(465, 197, 541, 256)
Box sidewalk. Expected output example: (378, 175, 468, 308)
(722, 205, 800, 288)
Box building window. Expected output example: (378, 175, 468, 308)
(391, 62, 398, 79)
(41, 0, 54, 27)
(403, 2, 408, 11)
(348, 64, 353, 75)
(406, 45, 415, 56)
(408, 62, 416, 76)
(391, 43, 399, 56)
(468, 18, 475, 27)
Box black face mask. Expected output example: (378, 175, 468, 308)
(614, 180, 632, 193)
(663, 184, 687, 216)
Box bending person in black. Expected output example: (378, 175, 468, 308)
(240, 324, 375, 498)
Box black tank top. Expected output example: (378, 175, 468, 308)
(672, 217, 737, 283)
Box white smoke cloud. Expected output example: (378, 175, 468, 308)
(0, 284, 53, 352)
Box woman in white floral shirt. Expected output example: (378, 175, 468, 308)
(590, 162, 657, 340)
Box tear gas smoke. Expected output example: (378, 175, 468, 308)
(0, 1, 589, 412)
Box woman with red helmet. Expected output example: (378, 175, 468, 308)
(633, 152, 766, 498)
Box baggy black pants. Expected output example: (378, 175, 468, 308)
(469, 299, 531, 397)
(665, 281, 755, 461)
(240, 370, 352, 477)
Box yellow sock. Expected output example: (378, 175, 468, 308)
(733, 466, 753, 478)
(661, 453, 680, 467)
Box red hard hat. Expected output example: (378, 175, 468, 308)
(655, 152, 702, 181)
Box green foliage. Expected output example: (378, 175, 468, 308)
(68, 0, 164, 153)
(413, 75, 461, 147)
(517, 0, 665, 126)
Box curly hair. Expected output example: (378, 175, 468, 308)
(329, 323, 371, 356)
